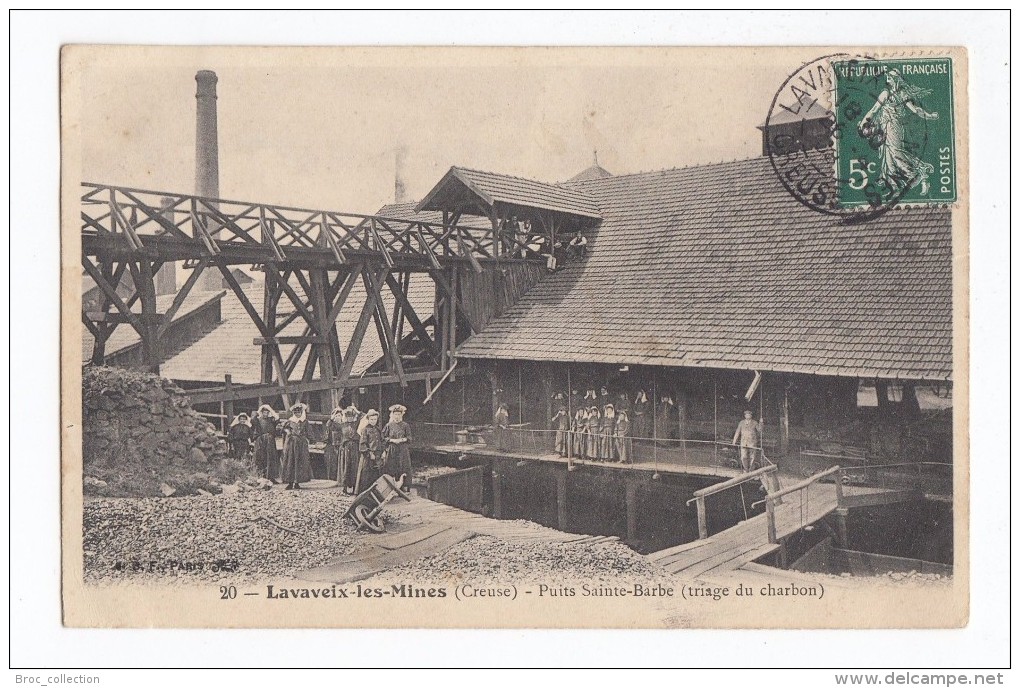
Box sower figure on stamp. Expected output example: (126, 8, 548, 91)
(227, 413, 253, 463)
(732, 409, 763, 472)
(322, 407, 345, 483)
(551, 392, 569, 457)
(252, 405, 281, 483)
(382, 404, 413, 492)
(339, 405, 361, 494)
(355, 409, 383, 494)
(281, 403, 313, 490)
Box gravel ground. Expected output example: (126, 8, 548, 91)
(83, 487, 373, 585)
(381, 534, 659, 586)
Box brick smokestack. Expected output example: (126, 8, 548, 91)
(394, 146, 408, 204)
(195, 70, 221, 291)
(195, 70, 220, 199)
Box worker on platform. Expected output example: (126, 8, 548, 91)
(615, 408, 633, 464)
(227, 413, 253, 463)
(339, 405, 362, 494)
(568, 231, 588, 260)
(494, 402, 511, 452)
(322, 407, 345, 483)
(584, 405, 601, 460)
(382, 404, 413, 492)
(632, 390, 650, 442)
(355, 409, 383, 493)
(570, 404, 585, 458)
(732, 409, 763, 472)
(281, 403, 313, 490)
(551, 393, 569, 457)
(599, 403, 617, 461)
(252, 405, 281, 483)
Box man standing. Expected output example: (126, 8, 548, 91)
(732, 410, 763, 472)
(382, 404, 413, 492)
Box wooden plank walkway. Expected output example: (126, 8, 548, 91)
(385, 493, 620, 546)
(648, 483, 841, 580)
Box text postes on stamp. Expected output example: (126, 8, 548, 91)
(834, 57, 956, 208)
(766, 54, 955, 220)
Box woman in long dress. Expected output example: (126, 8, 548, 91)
(339, 405, 362, 494)
(355, 409, 383, 493)
(570, 407, 585, 458)
(599, 403, 617, 461)
(322, 407, 345, 482)
(584, 406, 601, 460)
(280, 403, 313, 490)
(252, 405, 281, 482)
(859, 69, 939, 195)
(226, 413, 253, 463)
(615, 409, 633, 464)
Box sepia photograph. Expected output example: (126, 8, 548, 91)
(58, 44, 971, 631)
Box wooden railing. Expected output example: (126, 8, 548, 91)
(752, 465, 842, 544)
(686, 464, 779, 539)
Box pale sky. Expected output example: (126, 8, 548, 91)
(71, 46, 821, 214)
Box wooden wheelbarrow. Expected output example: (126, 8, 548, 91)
(343, 474, 411, 533)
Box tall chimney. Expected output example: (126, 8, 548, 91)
(155, 197, 178, 296)
(195, 70, 220, 199)
(394, 147, 408, 204)
(195, 70, 221, 291)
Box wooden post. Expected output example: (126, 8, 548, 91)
(556, 470, 569, 532)
(834, 507, 850, 549)
(224, 374, 234, 428)
(765, 497, 777, 544)
(696, 496, 709, 539)
(625, 482, 639, 542)
(780, 379, 791, 456)
(492, 467, 504, 519)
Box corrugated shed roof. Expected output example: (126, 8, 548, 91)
(456, 155, 953, 381)
(160, 276, 436, 384)
(416, 167, 602, 219)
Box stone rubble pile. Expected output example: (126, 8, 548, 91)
(82, 366, 232, 497)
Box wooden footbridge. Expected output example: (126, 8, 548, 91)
(649, 463, 939, 579)
(80, 180, 597, 409)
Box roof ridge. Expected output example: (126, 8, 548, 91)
(453, 165, 595, 197)
(562, 155, 770, 185)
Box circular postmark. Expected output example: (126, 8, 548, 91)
(765, 53, 934, 223)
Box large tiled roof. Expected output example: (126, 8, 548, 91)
(416, 167, 603, 219)
(376, 201, 492, 230)
(159, 276, 436, 384)
(455, 155, 953, 381)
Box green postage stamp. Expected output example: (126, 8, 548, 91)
(833, 57, 956, 208)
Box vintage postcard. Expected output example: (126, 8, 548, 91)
(61, 45, 968, 628)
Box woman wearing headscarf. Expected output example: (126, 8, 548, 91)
(632, 390, 650, 442)
(584, 406, 601, 460)
(493, 402, 511, 452)
(227, 413, 253, 463)
(339, 405, 362, 494)
(382, 404, 413, 491)
(252, 405, 281, 483)
(280, 403, 313, 490)
(570, 405, 585, 458)
(322, 407, 345, 483)
(599, 403, 617, 461)
(615, 409, 633, 464)
(355, 409, 383, 493)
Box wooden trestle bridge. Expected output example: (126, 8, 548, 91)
(81, 179, 595, 409)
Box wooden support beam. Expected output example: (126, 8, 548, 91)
(253, 336, 325, 345)
(365, 268, 405, 386)
(384, 272, 440, 363)
(157, 258, 208, 337)
(81, 256, 145, 336)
